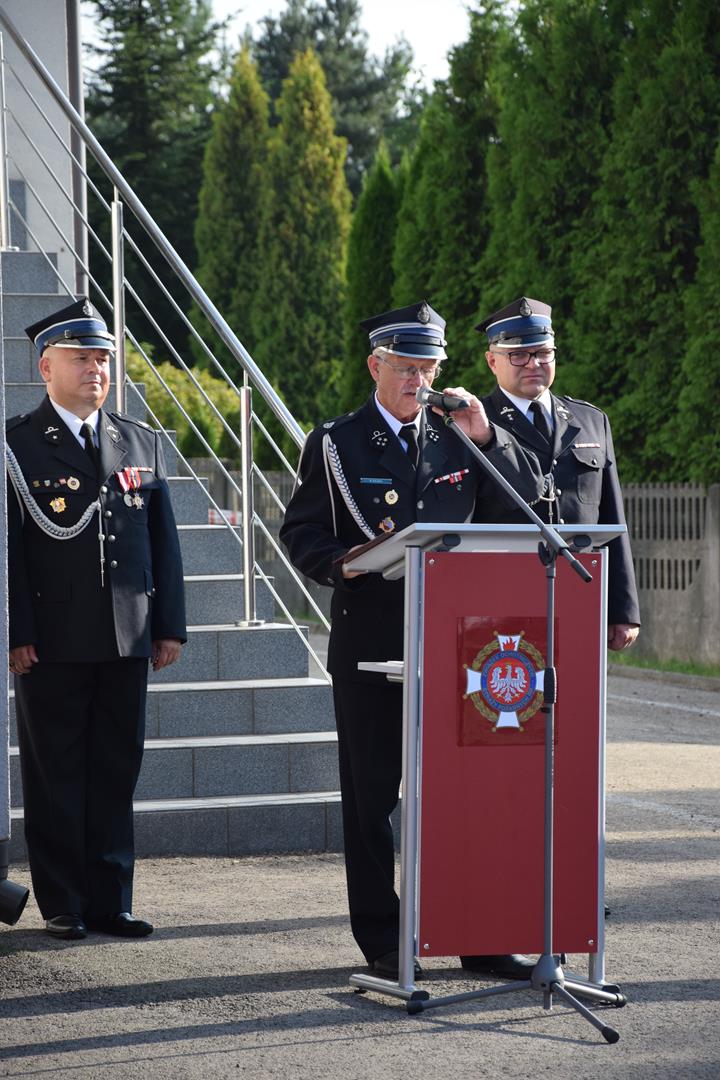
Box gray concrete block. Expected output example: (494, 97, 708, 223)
(2, 251, 59, 294)
(7, 821, 26, 864)
(253, 683, 334, 734)
(1, 293, 74, 337)
(159, 429, 179, 476)
(218, 625, 309, 680)
(325, 800, 344, 852)
(167, 476, 210, 524)
(177, 526, 244, 575)
(9, 755, 22, 809)
(134, 747, 194, 800)
(183, 576, 275, 624)
(134, 807, 229, 857)
(8, 179, 27, 250)
(228, 801, 327, 855)
(289, 743, 340, 793)
(155, 687, 254, 738)
(193, 743, 289, 798)
(2, 338, 38, 382)
(149, 628, 218, 684)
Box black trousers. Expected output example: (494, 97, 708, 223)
(14, 658, 148, 919)
(332, 677, 403, 963)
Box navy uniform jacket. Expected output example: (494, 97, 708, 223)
(280, 394, 545, 680)
(480, 386, 640, 626)
(6, 395, 187, 661)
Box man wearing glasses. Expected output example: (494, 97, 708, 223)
(281, 301, 545, 981)
(477, 296, 640, 651)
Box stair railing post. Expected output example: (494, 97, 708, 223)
(111, 189, 126, 413)
(0, 35, 13, 250)
(239, 377, 262, 626)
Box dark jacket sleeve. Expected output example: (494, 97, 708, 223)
(599, 416, 641, 626)
(280, 428, 364, 592)
(148, 432, 187, 642)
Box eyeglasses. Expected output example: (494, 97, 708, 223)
(376, 355, 442, 380)
(504, 348, 556, 367)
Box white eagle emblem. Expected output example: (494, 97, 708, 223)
(489, 662, 528, 704)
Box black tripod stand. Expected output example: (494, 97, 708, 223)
(406, 410, 627, 1043)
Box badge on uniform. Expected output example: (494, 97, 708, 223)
(116, 466, 146, 508)
(378, 517, 395, 533)
(385, 489, 399, 505)
(49, 497, 66, 514)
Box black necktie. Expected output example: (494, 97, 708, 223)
(81, 421, 100, 475)
(529, 401, 552, 442)
(399, 424, 419, 467)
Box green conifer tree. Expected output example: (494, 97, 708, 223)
(565, 1, 720, 478)
(673, 139, 720, 482)
(191, 48, 270, 371)
(251, 48, 352, 427)
(341, 143, 401, 410)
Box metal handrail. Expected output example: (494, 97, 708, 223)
(0, 14, 333, 665)
(0, 6, 305, 448)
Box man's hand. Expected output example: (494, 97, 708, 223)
(435, 386, 493, 445)
(9, 645, 39, 676)
(607, 624, 640, 651)
(341, 544, 370, 579)
(151, 639, 182, 670)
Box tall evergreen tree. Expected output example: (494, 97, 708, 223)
(475, 0, 627, 353)
(392, 3, 508, 386)
(251, 48, 351, 426)
(672, 138, 720, 483)
(85, 0, 223, 348)
(191, 48, 270, 371)
(340, 143, 401, 410)
(251, 0, 417, 194)
(565, 1, 720, 478)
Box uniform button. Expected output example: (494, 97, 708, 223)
(559, 519, 565, 525)
(417, 500, 424, 509)
(108, 535, 116, 542)
(110, 560, 118, 569)
(552, 460, 558, 466)
(342, 608, 348, 615)
(556, 488, 562, 495)
(100, 485, 108, 494)
(104, 510, 113, 518)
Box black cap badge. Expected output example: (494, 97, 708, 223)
(418, 302, 431, 325)
(519, 298, 532, 317)
(83, 299, 94, 316)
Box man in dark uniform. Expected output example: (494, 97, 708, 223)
(280, 301, 545, 980)
(475, 296, 640, 645)
(6, 297, 186, 940)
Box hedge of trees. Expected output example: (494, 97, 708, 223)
(85, 0, 720, 482)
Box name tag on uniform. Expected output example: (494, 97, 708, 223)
(573, 442, 600, 449)
(360, 476, 393, 485)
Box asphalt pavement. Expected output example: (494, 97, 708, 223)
(1, 667, 718, 1079)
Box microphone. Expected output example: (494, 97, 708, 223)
(416, 387, 469, 411)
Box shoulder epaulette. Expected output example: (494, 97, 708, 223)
(6, 413, 30, 432)
(318, 410, 357, 434)
(108, 412, 154, 431)
(560, 394, 603, 413)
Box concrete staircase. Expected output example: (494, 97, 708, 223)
(2, 249, 341, 861)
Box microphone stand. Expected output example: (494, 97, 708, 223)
(406, 405, 626, 1042)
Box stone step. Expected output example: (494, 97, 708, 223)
(8, 730, 339, 809)
(2, 337, 40, 382)
(1, 251, 60, 294)
(8, 676, 333, 741)
(1, 291, 76, 338)
(167, 476, 210, 524)
(148, 622, 310, 684)
(177, 524, 246, 574)
(9, 791, 344, 859)
(183, 574, 276, 624)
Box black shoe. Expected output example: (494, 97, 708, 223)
(45, 914, 87, 940)
(370, 949, 424, 981)
(460, 953, 534, 979)
(86, 912, 154, 938)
